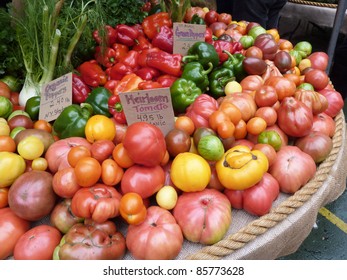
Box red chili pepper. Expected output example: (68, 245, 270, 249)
(77, 60, 107, 87)
(72, 73, 91, 104)
(93, 25, 117, 46)
(115, 24, 140, 47)
(138, 81, 163, 90)
(156, 74, 178, 88)
(146, 50, 182, 77)
(212, 40, 235, 63)
(111, 43, 129, 61)
(108, 62, 134, 81)
(138, 47, 160, 68)
(108, 95, 127, 124)
(119, 50, 140, 69)
(135, 67, 161, 81)
(151, 25, 173, 54)
(94, 46, 117, 68)
(132, 35, 153, 52)
(141, 12, 172, 40)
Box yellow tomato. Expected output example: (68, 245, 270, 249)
(0, 121, 10, 136)
(0, 151, 26, 188)
(17, 135, 45, 160)
(85, 115, 116, 143)
(170, 152, 211, 192)
(156, 185, 178, 210)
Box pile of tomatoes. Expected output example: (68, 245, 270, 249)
(1, 5, 346, 261)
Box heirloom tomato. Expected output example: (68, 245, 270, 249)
(0, 151, 26, 188)
(311, 113, 336, 137)
(13, 225, 62, 260)
(264, 76, 296, 101)
(123, 122, 166, 167)
(126, 206, 183, 260)
(170, 152, 211, 192)
(0, 207, 30, 260)
(74, 156, 102, 187)
(319, 88, 344, 118)
(85, 115, 116, 143)
(119, 192, 147, 225)
(269, 146, 316, 194)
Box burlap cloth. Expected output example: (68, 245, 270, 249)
(176, 110, 347, 260)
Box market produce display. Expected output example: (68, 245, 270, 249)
(0, 0, 345, 260)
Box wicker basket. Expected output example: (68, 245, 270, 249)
(288, 0, 338, 8)
(179, 110, 346, 260)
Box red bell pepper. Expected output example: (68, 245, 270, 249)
(111, 43, 129, 62)
(72, 73, 91, 104)
(141, 12, 172, 40)
(115, 24, 140, 47)
(138, 81, 162, 90)
(138, 47, 160, 68)
(119, 50, 140, 69)
(94, 46, 117, 68)
(156, 74, 178, 88)
(108, 95, 127, 124)
(132, 35, 153, 52)
(108, 62, 134, 81)
(135, 67, 161, 81)
(104, 80, 118, 93)
(93, 25, 117, 46)
(151, 25, 173, 54)
(146, 50, 182, 77)
(78, 60, 107, 87)
(212, 40, 235, 63)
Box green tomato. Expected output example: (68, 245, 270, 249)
(294, 41, 312, 59)
(0, 96, 13, 119)
(257, 130, 282, 151)
(198, 135, 225, 161)
(289, 49, 302, 66)
(0, 75, 21, 92)
(9, 126, 26, 139)
(248, 26, 267, 39)
(17, 135, 45, 160)
(7, 110, 31, 121)
(239, 35, 254, 49)
(297, 83, 314, 91)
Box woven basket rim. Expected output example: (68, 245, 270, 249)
(186, 110, 345, 260)
(288, 0, 338, 8)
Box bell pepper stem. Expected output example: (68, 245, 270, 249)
(203, 62, 214, 75)
(182, 54, 198, 64)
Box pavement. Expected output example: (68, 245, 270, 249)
(276, 15, 347, 260)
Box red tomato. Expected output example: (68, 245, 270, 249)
(264, 76, 296, 101)
(0, 81, 11, 98)
(311, 113, 336, 137)
(319, 88, 345, 118)
(253, 143, 277, 167)
(0, 207, 30, 260)
(121, 164, 165, 199)
(240, 74, 264, 96)
(308, 51, 329, 71)
(277, 97, 313, 138)
(52, 167, 81, 198)
(13, 225, 62, 260)
(269, 146, 316, 194)
(304, 69, 329, 91)
(221, 92, 257, 122)
(123, 122, 166, 167)
(254, 85, 278, 107)
(224, 172, 279, 216)
(204, 10, 219, 25)
(126, 206, 183, 260)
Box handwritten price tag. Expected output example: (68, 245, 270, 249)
(119, 88, 175, 136)
(173, 22, 206, 55)
(39, 72, 72, 122)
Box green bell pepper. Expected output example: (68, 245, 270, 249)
(189, 14, 205, 25)
(24, 96, 41, 121)
(181, 62, 213, 92)
(85, 87, 112, 117)
(53, 103, 93, 139)
(170, 78, 202, 114)
(208, 67, 235, 98)
(182, 41, 220, 68)
(222, 51, 247, 82)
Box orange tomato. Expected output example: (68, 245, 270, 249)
(0, 135, 16, 152)
(0, 187, 9, 208)
(119, 192, 147, 225)
(67, 145, 91, 168)
(85, 115, 116, 143)
(246, 117, 267, 135)
(74, 156, 102, 187)
(101, 158, 124, 186)
(233, 119, 247, 140)
(33, 120, 53, 133)
(0, 81, 11, 99)
(112, 143, 134, 169)
(174, 116, 195, 136)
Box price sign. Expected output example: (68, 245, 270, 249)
(119, 88, 175, 136)
(173, 22, 206, 55)
(39, 72, 72, 122)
